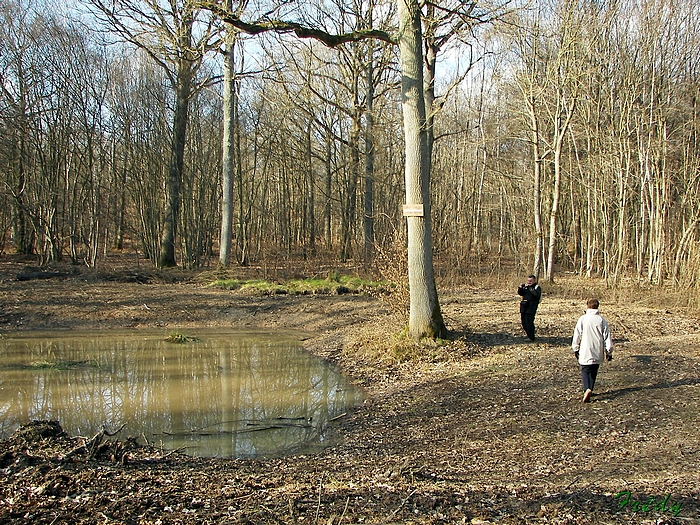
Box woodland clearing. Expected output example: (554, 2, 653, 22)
(0, 254, 699, 524)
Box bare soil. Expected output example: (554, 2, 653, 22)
(1, 255, 699, 524)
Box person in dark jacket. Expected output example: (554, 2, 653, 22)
(517, 275, 541, 341)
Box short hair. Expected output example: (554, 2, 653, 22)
(587, 298, 600, 309)
(528, 274, 537, 281)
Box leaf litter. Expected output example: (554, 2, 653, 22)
(0, 262, 699, 524)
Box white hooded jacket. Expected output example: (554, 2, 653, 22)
(572, 309, 614, 365)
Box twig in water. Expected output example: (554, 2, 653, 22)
(101, 423, 126, 437)
(242, 425, 283, 433)
(161, 446, 189, 458)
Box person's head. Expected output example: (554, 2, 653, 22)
(527, 275, 537, 285)
(587, 298, 600, 309)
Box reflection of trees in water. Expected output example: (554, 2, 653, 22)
(0, 332, 361, 457)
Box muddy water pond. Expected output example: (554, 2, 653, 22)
(0, 329, 362, 458)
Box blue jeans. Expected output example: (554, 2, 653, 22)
(581, 364, 600, 392)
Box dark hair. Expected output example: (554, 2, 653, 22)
(587, 298, 600, 309)
(528, 274, 537, 281)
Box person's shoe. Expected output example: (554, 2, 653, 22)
(582, 389, 592, 403)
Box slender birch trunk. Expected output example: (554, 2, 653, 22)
(219, 25, 236, 268)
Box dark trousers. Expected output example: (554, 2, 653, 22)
(581, 364, 600, 392)
(521, 313, 536, 340)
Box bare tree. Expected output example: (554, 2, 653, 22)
(200, 0, 447, 339)
(219, 0, 256, 268)
(86, 0, 221, 267)
(219, 18, 237, 267)
(1, 1, 113, 265)
(509, 1, 584, 282)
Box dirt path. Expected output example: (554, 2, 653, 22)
(1, 258, 699, 524)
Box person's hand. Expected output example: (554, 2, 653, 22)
(606, 354, 613, 362)
(574, 351, 579, 359)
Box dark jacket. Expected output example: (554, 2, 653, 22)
(518, 284, 541, 315)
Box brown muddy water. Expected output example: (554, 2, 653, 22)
(0, 329, 363, 458)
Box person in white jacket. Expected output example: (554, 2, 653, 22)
(572, 298, 614, 403)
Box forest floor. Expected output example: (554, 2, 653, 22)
(1, 254, 699, 524)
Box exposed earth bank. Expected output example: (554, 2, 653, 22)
(1, 256, 699, 524)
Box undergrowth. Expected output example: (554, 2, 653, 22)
(206, 274, 389, 296)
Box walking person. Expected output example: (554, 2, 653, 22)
(517, 275, 541, 341)
(572, 298, 614, 403)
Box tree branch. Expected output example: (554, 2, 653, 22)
(197, 1, 396, 47)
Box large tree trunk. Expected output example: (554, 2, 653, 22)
(159, 9, 195, 268)
(398, 0, 446, 340)
(159, 58, 193, 268)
